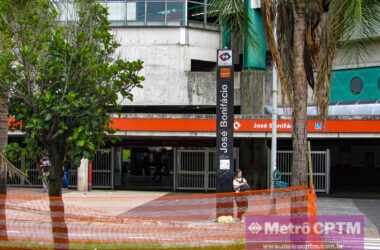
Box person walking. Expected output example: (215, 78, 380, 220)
(39, 155, 51, 192)
(233, 169, 250, 221)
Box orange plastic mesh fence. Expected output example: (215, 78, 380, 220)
(0, 186, 317, 250)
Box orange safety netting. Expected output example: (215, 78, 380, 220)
(0, 186, 317, 250)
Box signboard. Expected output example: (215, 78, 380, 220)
(217, 50, 233, 67)
(216, 49, 234, 194)
(110, 118, 380, 134)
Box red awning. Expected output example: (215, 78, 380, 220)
(110, 117, 380, 134)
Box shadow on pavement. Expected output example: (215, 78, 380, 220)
(353, 199, 380, 234)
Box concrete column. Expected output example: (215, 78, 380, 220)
(239, 70, 269, 189)
(77, 158, 89, 192)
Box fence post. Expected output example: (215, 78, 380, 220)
(267, 148, 271, 188)
(21, 156, 26, 185)
(307, 141, 314, 189)
(173, 149, 179, 192)
(205, 150, 209, 192)
(326, 149, 331, 194)
(111, 148, 115, 190)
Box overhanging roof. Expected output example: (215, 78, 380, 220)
(108, 114, 380, 139)
(9, 114, 380, 139)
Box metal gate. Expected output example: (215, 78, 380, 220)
(275, 150, 330, 193)
(9, 149, 114, 189)
(174, 149, 238, 192)
(69, 149, 114, 189)
(92, 149, 114, 188)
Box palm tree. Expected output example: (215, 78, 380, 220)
(0, 95, 7, 241)
(0, 96, 7, 194)
(210, 0, 380, 186)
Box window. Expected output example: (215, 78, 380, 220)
(167, 2, 185, 25)
(147, 1, 165, 24)
(191, 60, 216, 72)
(56, 1, 76, 22)
(126, 1, 145, 24)
(188, 0, 206, 24)
(58, 1, 211, 27)
(350, 77, 363, 94)
(107, 1, 127, 23)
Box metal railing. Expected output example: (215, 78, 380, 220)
(8, 160, 41, 187)
(8, 149, 114, 189)
(275, 150, 330, 194)
(174, 148, 239, 192)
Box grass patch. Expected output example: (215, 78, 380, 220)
(0, 241, 245, 250)
(77, 243, 245, 250)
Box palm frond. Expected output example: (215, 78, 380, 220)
(208, 0, 257, 48)
(262, 0, 295, 106)
(315, 0, 380, 119)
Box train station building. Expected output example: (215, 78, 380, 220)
(8, 0, 380, 195)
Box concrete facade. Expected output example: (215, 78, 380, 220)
(112, 27, 220, 106)
(111, 25, 380, 108)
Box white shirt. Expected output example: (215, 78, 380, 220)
(233, 177, 247, 192)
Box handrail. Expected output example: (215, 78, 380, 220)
(0, 153, 31, 185)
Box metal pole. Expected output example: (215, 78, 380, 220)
(184, 0, 188, 26)
(307, 141, 314, 189)
(270, 7, 278, 190)
(270, 65, 278, 189)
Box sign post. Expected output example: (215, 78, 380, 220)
(216, 49, 235, 218)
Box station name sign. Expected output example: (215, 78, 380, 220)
(110, 118, 380, 134)
(216, 49, 234, 193)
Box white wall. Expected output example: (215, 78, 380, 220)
(112, 27, 220, 106)
(112, 26, 380, 107)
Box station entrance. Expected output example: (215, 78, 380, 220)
(278, 138, 380, 195)
(113, 147, 239, 192)
(115, 147, 175, 190)
(12, 137, 380, 196)
(326, 139, 380, 194)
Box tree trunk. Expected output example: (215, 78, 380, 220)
(239, 70, 268, 189)
(0, 95, 8, 241)
(49, 195, 69, 250)
(47, 143, 69, 250)
(48, 144, 64, 196)
(291, 4, 308, 186)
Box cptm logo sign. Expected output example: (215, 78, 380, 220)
(218, 50, 233, 67)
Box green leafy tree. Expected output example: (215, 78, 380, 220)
(210, 0, 380, 186)
(0, 0, 144, 196)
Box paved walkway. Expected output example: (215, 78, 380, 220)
(318, 197, 380, 238)
(3, 188, 380, 249)
(9, 188, 380, 231)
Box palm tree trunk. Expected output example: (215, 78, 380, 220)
(0, 96, 8, 192)
(291, 3, 308, 186)
(0, 95, 8, 241)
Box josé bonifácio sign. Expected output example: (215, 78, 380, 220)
(216, 49, 234, 193)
